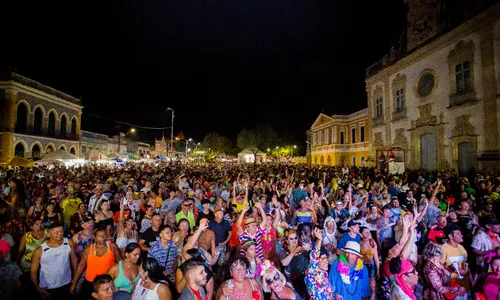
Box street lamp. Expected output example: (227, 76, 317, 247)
(117, 127, 135, 155)
(185, 138, 193, 156)
(195, 142, 201, 150)
(292, 145, 297, 158)
(166, 107, 174, 157)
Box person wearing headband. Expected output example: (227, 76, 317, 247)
(385, 257, 419, 300)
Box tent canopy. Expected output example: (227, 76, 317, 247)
(38, 149, 80, 161)
(8, 156, 34, 167)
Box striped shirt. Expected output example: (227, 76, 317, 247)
(148, 240, 177, 283)
(238, 225, 265, 259)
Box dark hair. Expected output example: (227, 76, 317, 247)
(380, 238, 398, 262)
(94, 222, 108, 234)
(185, 248, 203, 261)
(179, 257, 205, 276)
(360, 226, 369, 234)
(46, 222, 63, 230)
(28, 218, 42, 228)
(158, 225, 173, 235)
(141, 257, 166, 283)
(319, 246, 329, 257)
(177, 218, 192, 233)
(382, 205, 392, 211)
(124, 242, 141, 255)
(389, 256, 402, 274)
(444, 225, 460, 238)
(93, 274, 113, 292)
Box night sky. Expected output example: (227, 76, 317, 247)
(4, 0, 407, 150)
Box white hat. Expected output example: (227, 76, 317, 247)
(342, 241, 361, 256)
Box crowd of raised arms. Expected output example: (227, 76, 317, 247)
(0, 162, 499, 300)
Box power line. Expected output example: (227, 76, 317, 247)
(88, 114, 172, 130)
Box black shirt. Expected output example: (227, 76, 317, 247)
(141, 227, 160, 249)
(208, 218, 231, 245)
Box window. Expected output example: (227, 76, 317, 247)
(48, 112, 56, 136)
(360, 126, 365, 142)
(60, 115, 67, 138)
(351, 128, 356, 143)
(340, 132, 344, 145)
(395, 88, 405, 112)
(375, 98, 383, 119)
(82, 145, 87, 153)
(15, 143, 25, 157)
(455, 61, 472, 93)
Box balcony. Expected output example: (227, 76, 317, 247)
(392, 108, 407, 121)
(449, 90, 476, 107)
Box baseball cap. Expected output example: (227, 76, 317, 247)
(347, 219, 360, 227)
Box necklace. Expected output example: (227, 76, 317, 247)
(343, 279, 359, 296)
(233, 287, 246, 300)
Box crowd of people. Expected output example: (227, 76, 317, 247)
(0, 162, 499, 300)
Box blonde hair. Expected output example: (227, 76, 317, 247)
(261, 267, 286, 293)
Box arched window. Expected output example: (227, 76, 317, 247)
(59, 145, 67, 151)
(71, 118, 77, 136)
(15, 143, 25, 157)
(15, 103, 28, 133)
(60, 115, 67, 138)
(339, 156, 345, 166)
(48, 112, 56, 136)
(70, 147, 76, 155)
(46, 145, 54, 154)
(314, 156, 318, 165)
(32, 144, 41, 159)
(327, 156, 332, 166)
(33, 107, 43, 134)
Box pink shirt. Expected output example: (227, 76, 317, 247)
(484, 274, 500, 300)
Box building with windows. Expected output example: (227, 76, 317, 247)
(0, 72, 82, 163)
(80, 130, 109, 160)
(308, 109, 369, 167)
(365, 1, 500, 174)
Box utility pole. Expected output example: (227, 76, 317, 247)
(167, 108, 174, 158)
(117, 123, 121, 155)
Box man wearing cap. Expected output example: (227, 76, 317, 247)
(337, 220, 361, 256)
(209, 207, 231, 267)
(60, 188, 82, 235)
(329, 241, 370, 300)
(329, 199, 349, 231)
(389, 196, 403, 223)
(472, 217, 500, 273)
(236, 202, 267, 260)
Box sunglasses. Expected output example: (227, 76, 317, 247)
(265, 273, 281, 285)
(288, 236, 297, 240)
(404, 269, 417, 276)
(183, 204, 193, 207)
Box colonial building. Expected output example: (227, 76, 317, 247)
(0, 72, 82, 163)
(80, 130, 109, 161)
(308, 109, 370, 167)
(365, 1, 500, 174)
(138, 142, 151, 158)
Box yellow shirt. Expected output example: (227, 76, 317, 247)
(232, 200, 248, 213)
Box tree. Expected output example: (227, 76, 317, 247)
(237, 126, 277, 162)
(202, 132, 233, 159)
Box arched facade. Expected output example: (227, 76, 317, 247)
(48, 110, 57, 136)
(60, 113, 68, 138)
(59, 144, 67, 151)
(46, 143, 55, 154)
(31, 142, 42, 159)
(69, 146, 77, 155)
(16, 102, 29, 133)
(33, 106, 44, 135)
(14, 141, 28, 157)
(71, 116, 78, 136)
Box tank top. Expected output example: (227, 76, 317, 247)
(296, 210, 311, 224)
(39, 238, 72, 289)
(86, 242, 116, 282)
(132, 278, 160, 300)
(114, 261, 140, 293)
(20, 231, 46, 272)
(273, 284, 303, 300)
(75, 231, 94, 258)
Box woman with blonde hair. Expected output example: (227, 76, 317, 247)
(261, 265, 302, 300)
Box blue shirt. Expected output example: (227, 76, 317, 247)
(337, 232, 361, 250)
(328, 259, 371, 300)
(148, 240, 177, 283)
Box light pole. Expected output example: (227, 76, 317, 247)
(292, 145, 297, 158)
(185, 138, 192, 156)
(117, 127, 135, 155)
(166, 107, 174, 158)
(195, 142, 200, 150)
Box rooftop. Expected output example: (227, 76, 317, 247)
(0, 72, 82, 105)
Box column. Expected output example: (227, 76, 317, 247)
(0, 89, 18, 162)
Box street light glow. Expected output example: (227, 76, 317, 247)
(188, 138, 193, 141)
(267, 148, 270, 152)
(276, 146, 279, 149)
(293, 145, 297, 148)
(130, 128, 136, 133)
